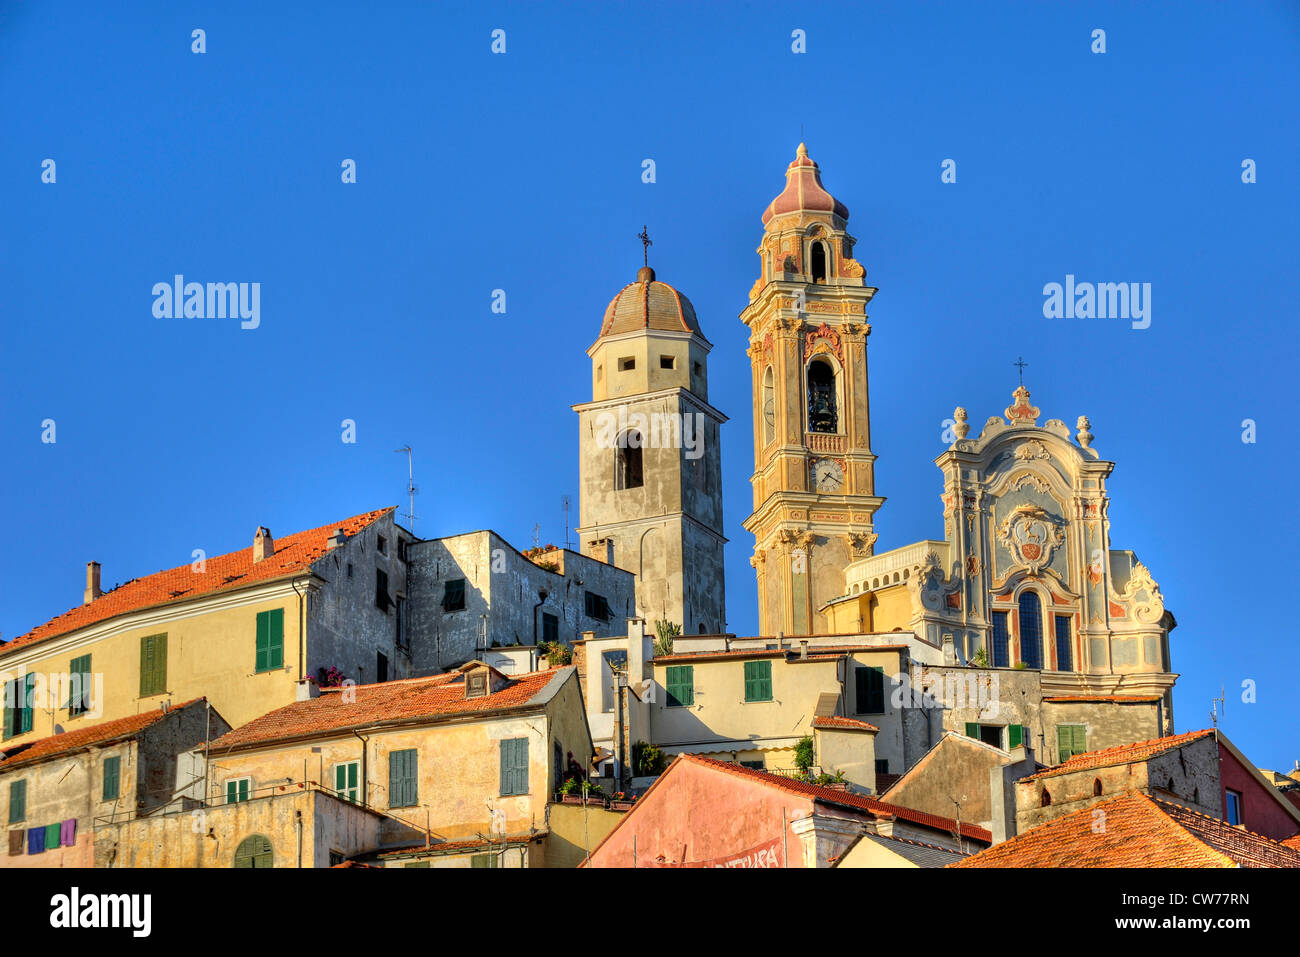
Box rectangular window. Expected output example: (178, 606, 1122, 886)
(875, 759, 890, 775)
(739, 759, 765, 771)
(542, 612, 558, 645)
(103, 756, 121, 801)
(377, 535, 387, 555)
(991, 612, 1010, 668)
(3, 674, 35, 739)
(499, 737, 529, 796)
(334, 761, 359, 803)
(743, 660, 773, 702)
(225, 778, 250, 804)
(664, 665, 694, 707)
(584, 591, 611, 621)
(855, 665, 885, 714)
(1057, 724, 1087, 763)
(389, 749, 418, 808)
(1054, 615, 1073, 671)
(68, 654, 92, 717)
(375, 568, 391, 612)
(255, 610, 284, 673)
(395, 596, 406, 647)
(659, 355, 675, 369)
(377, 651, 388, 683)
(1225, 789, 1242, 826)
(139, 634, 168, 697)
(8, 780, 25, 824)
(965, 723, 1005, 748)
(442, 578, 466, 612)
(618, 356, 635, 372)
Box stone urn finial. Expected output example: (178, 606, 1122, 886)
(1076, 415, 1093, 449)
(953, 407, 970, 440)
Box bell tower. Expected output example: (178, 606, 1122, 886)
(741, 144, 884, 635)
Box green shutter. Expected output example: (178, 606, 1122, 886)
(744, 661, 772, 702)
(139, 634, 167, 697)
(1008, 724, 1023, 749)
(1057, 726, 1072, 763)
(8, 780, 25, 824)
(500, 738, 528, 796)
(1072, 725, 1087, 757)
(256, 610, 283, 672)
(965, 722, 979, 739)
(389, 750, 417, 807)
(20, 675, 34, 733)
(471, 853, 498, 868)
(103, 756, 120, 801)
(2, 681, 13, 741)
(665, 666, 694, 707)
(269, 609, 284, 669)
(68, 655, 91, 715)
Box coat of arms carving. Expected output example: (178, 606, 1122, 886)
(996, 504, 1065, 574)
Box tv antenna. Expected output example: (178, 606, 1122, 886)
(562, 496, 573, 550)
(394, 446, 419, 535)
(1210, 685, 1225, 729)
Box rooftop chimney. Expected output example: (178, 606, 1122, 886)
(327, 528, 347, 551)
(296, 677, 319, 701)
(799, 639, 809, 660)
(253, 526, 274, 562)
(84, 562, 102, 605)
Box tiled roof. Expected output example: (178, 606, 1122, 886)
(1282, 833, 1300, 851)
(3, 508, 394, 657)
(208, 669, 563, 752)
(1022, 730, 1215, 782)
(598, 272, 705, 341)
(1042, 695, 1163, 704)
(813, 716, 879, 733)
(762, 143, 850, 224)
(0, 699, 203, 770)
(684, 755, 991, 844)
(952, 793, 1300, 868)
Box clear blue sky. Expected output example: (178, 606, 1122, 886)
(2, 2, 1297, 769)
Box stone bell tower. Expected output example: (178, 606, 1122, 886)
(741, 144, 884, 636)
(574, 253, 728, 635)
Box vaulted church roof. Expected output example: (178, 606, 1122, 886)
(597, 266, 707, 343)
(761, 143, 850, 225)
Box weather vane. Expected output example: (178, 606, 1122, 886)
(638, 225, 652, 267)
(1014, 356, 1029, 386)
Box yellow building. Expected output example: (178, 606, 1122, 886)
(1, 508, 410, 747)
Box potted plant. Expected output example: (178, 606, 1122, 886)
(609, 790, 635, 811)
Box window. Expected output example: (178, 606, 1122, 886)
(542, 612, 558, 645)
(1057, 725, 1087, 763)
(376, 651, 388, 683)
(389, 749, 418, 808)
(68, 654, 92, 716)
(138, 633, 168, 697)
(762, 367, 776, 445)
(1040, 788, 1052, 807)
(875, 759, 890, 775)
(500, 737, 529, 796)
(329, 850, 346, 866)
(233, 835, 273, 868)
(375, 568, 391, 612)
(991, 612, 1010, 668)
(693, 361, 703, 379)
(981, 724, 1003, 748)
(334, 762, 359, 803)
(584, 591, 611, 621)
(347, 562, 354, 579)
(660, 355, 675, 369)
(855, 665, 885, 714)
(665, 665, 694, 707)
(615, 434, 644, 490)
(1225, 789, 1242, 826)
(396, 596, 406, 647)
(1093, 778, 1103, 797)
(226, 778, 250, 804)
(8, 780, 25, 824)
(3, 674, 35, 739)
(377, 535, 387, 555)
(618, 356, 635, 371)
(466, 672, 488, 698)
(554, 741, 564, 791)
(810, 240, 828, 282)
(739, 760, 765, 770)
(743, 660, 773, 702)
(255, 610, 284, 673)
(806, 360, 838, 433)
(471, 853, 499, 868)
(103, 756, 121, 801)
(1054, 615, 1073, 671)
(1007, 724, 1026, 749)
(1018, 592, 1043, 668)
(442, 578, 466, 612)
(397, 539, 407, 563)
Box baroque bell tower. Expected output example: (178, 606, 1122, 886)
(741, 144, 884, 635)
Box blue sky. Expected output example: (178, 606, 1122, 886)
(2, 2, 1297, 769)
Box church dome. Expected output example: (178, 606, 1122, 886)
(597, 266, 707, 341)
(761, 143, 850, 225)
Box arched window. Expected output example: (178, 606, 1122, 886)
(762, 367, 776, 445)
(234, 835, 273, 868)
(807, 360, 837, 433)
(1040, 788, 1052, 807)
(810, 241, 828, 283)
(1093, 778, 1103, 797)
(698, 622, 707, 634)
(1018, 591, 1043, 669)
(615, 432, 643, 490)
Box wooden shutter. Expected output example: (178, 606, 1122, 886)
(255, 612, 269, 672)
(234, 835, 272, 868)
(1072, 725, 1087, 757)
(965, 722, 979, 739)
(103, 757, 120, 801)
(665, 666, 693, 707)
(744, 661, 772, 701)
(2, 681, 13, 741)
(390, 750, 417, 807)
(20, 675, 34, 733)
(69, 654, 91, 714)
(256, 611, 283, 672)
(1057, 726, 1072, 763)
(140, 635, 166, 696)
(1008, 724, 1023, 749)
(861, 666, 885, 713)
(500, 738, 528, 795)
(9, 780, 25, 824)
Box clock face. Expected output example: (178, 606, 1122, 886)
(813, 459, 844, 492)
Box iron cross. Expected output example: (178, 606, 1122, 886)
(638, 226, 652, 267)
(1014, 356, 1029, 386)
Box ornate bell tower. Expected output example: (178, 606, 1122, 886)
(741, 144, 884, 635)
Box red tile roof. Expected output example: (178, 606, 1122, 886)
(684, 755, 991, 844)
(1282, 833, 1300, 851)
(813, 716, 879, 733)
(208, 669, 563, 752)
(952, 793, 1300, 868)
(0, 699, 203, 770)
(1042, 695, 1163, 704)
(1023, 730, 1215, 782)
(3, 508, 394, 658)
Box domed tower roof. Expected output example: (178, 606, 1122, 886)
(761, 143, 849, 225)
(596, 266, 709, 344)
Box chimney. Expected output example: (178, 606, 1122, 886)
(327, 528, 347, 551)
(591, 538, 614, 565)
(799, 639, 809, 660)
(296, 677, 319, 701)
(942, 633, 956, 666)
(84, 562, 102, 605)
(775, 631, 784, 651)
(253, 526, 274, 563)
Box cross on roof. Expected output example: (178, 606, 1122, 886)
(1014, 356, 1029, 386)
(638, 225, 652, 267)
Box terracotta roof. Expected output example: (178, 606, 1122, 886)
(761, 143, 849, 225)
(1023, 730, 1215, 782)
(1042, 695, 1163, 704)
(952, 793, 1300, 868)
(1282, 833, 1300, 851)
(813, 716, 879, 733)
(684, 755, 991, 844)
(0, 699, 203, 770)
(3, 508, 394, 658)
(208, 669, 563, 752)
(597, 269, 705, 342)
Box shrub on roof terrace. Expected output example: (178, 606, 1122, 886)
(794, 735, 815, 773)
(632, 741, 666, 777)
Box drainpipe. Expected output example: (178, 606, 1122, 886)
(291, 578, 307, 681)
(352, 730, 369, 807)
(532, 589, 549, 645)
(295, 809, 303, 868)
